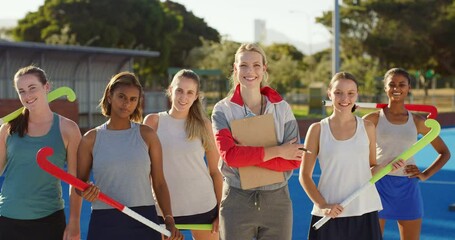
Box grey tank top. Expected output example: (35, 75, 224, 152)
(92, 122, 155, 209)
(376, 109, 417, 176)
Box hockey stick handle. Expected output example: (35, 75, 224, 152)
(160, 224, 213, 230)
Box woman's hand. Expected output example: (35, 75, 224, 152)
(80, 183, 100, 202)
(211, 215, 220, 233)
(62, 221, 80, 240)
(163, 216, 183, 240)
(406, 164, 428, 181)
(320, 203, 344, 219)
(280, 138, 306, 160)
(391, 159, 406, 172)
(371, 159, 406, 175)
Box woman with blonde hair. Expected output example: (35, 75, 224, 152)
(211, 43, 305, 240)
(144, 69, 222, 240)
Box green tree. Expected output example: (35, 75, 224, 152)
(162, 1, 220, 68)
(265, 43, 305, 62)
(317, 0, 455, 77)
(11, 0, 221, 86)
(302, 49, 332, 85)
(264, 44, 307, 94)
(185, 39, 239, 80)
(13, 0, 180, 78)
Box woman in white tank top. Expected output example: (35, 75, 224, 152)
(300, 72, 383, 240)
(144, 69, 222, 240)
(363, 68, 450, 239)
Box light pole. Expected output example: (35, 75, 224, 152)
(332, 0, 340, 76)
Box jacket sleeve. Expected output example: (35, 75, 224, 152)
(211, 105, 265, 167)
(214, 128, 265, 167)
(256, 102, 301, 171)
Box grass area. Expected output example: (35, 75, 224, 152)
(292, 105, 322, 119)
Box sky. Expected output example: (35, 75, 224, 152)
(0, 0, 334, 53)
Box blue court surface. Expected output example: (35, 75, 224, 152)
(1, 127, 454, 239)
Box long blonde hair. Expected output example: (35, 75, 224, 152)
(228, 43, 269, 95)
(169, 69, 213, 150)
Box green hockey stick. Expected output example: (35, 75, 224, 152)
(313, 119, 441, 230)
(0, 87, 76, 125)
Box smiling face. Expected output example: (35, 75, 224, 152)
(169, 76, 199, 114)
(384, 73, 410, 102)
(15, 73, 49, 111)
(328, 78, 358, 113)
(233, 51, 267, 90)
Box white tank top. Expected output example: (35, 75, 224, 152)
(156, 112, 217, 217)
(312, 116, 382, 217)
(376, 109, 417, 176)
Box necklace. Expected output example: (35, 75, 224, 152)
(243, 95, 264, 116)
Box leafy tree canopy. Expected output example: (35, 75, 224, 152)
(317, 0, 455, 76)
(12, 0, 220, 84)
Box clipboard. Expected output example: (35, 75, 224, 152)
(230, 114, 285, 189)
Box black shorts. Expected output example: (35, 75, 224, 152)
(0, 209, 66, 240)
(308, 211, 382, 240)
(159, 205, 218, 224)
(88, 205, 161, 240)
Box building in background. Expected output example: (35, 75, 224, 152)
(0, 40, 167, 130)
(254, 19, 267, 44)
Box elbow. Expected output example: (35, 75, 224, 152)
(299, 174, 311, 187)
(209, 169, 222, 180)
(443, 151, 451, 164)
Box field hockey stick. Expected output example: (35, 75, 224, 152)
(313, 118, 441, 230)
(0, 87, 77, 125)
(36, 147, 171, 237)
(160, 224, 213, 231)
(322, 100, 438, 119)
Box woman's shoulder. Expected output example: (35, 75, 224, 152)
(58, 115, 79, 130)
(58, 115, 81, 139)
(0, 123, 10, 141)
(202, 116, 212, 128)
(138, 123, 157, 139)
(411, 112, 428, 132)
(362, 110, 380, 126)
(82, 128, 97, 140)
(411, 112, 426, 123)
(78, 128, 97, 149)
(213, 97, 232, 109)
(362, 117, 376, 131)
(143, 113, 160, 130)
(308, 121, 322, 132)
